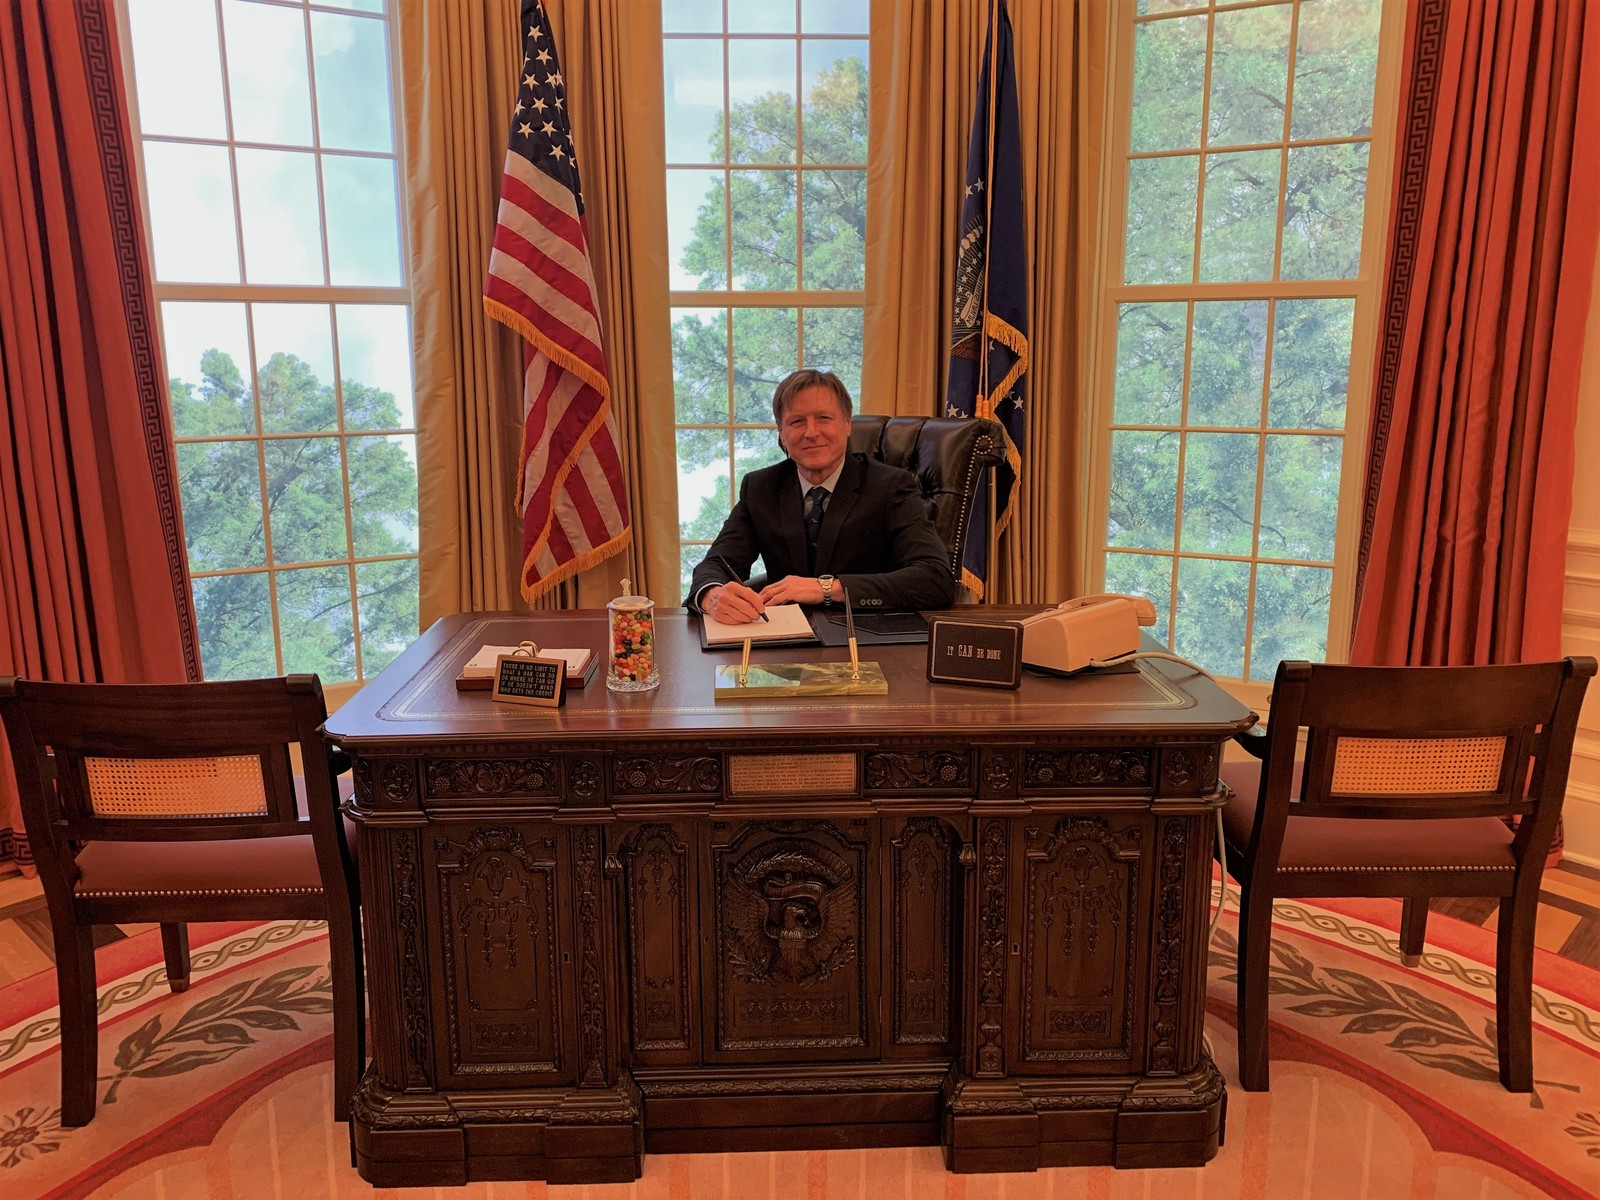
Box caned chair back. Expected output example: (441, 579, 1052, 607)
(0, 675, 338, 847)
(1258, 659, 1592, 833)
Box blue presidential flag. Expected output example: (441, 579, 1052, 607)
(945, 0, 1027, 599)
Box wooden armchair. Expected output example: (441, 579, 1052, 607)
(0, 674, 364, 1126)
(1216, 656, 1594, 1093)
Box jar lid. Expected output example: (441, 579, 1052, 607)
(608, 579, 653, 610)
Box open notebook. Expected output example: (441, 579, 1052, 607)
(698, 602, 817, 648)
(456, 645, 599, 689)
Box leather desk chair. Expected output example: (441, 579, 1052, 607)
(1216, 657, 1594, 1093)
(848, 414, 1006, 594)
(0, 674, 364, 1126)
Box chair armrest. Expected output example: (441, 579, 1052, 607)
(327, 747, 354, 776)
(1232, 724, 1269, 759)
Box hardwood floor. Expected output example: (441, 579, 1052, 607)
(2, 859, 1599, 988)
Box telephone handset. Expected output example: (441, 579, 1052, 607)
(1020, 593, 1157, 673)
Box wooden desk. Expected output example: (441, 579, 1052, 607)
(327, 611, 1254, 1186)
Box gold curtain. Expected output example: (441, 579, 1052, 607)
(864, 0, 1105, 603)
(400, 0, 679, 623)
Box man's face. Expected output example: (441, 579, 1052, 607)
(778, 385, 849, 483)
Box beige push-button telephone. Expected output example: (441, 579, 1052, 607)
(1019, 594, 1158, 674)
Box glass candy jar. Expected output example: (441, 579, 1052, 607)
(606, 581, 659, 692)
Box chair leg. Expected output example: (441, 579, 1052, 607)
(1495, 894, 1535, 1092)
(160, 923, 191, 993)
(55, 924, 100, 1127)
(1399, 898, 1428, 968)
(324, 896, 366, 1123)
(1235, 885, 1275, 1092)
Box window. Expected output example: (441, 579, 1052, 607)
(121, 0, 417, 684)
(663, 0, 870, 597)
(1095, 0, 1392, 683)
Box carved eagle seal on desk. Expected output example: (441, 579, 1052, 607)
(723, 838, 858, 987)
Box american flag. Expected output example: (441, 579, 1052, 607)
(484, 0, 630, 601)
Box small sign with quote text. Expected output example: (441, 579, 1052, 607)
(926, 617, 1023, 689)
(491, 647, 567, 708)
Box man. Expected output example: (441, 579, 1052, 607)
(689, 369, 958, 624)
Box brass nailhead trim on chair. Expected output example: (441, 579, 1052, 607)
(1280, 864, 1510, 874)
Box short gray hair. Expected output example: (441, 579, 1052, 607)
(771, 369, 853, 425)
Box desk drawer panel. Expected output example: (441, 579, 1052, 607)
(705, 819, 875, 1062)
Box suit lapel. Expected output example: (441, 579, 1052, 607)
(814, 454, 864, 571)
(775, 461, 809, 576)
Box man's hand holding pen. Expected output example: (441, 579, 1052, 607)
(705, 579, 767, 624)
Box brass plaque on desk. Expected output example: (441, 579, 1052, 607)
(727, 752, 857, 796)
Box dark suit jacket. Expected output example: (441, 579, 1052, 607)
(688, 453, 958, 611)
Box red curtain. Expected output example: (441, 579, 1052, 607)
(1352, 0, 1600, 667)
(0, 0, 200, 873)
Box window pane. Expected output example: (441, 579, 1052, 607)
(802, 308, 863, 399)
(732, 307, 798, 424)
(1259, 433, 1342, 561)
(672, 307, 730, 423)
(1208, 5, 1290, 148)
(265, 438, 347, 564)
(348, 434, 418, 556)
(1124, 155, 1198, 284)
(1189, 301, 1267, 428)
(677, 428, 730, 539)
(276, 565, 356, 679)
(142, 142, 240, 283)
(126, 0, 226, 139)
(1130, 15, 1206, 152)
(1249, 563, 1332, 680)
(1105, 552, 1173, 644)
(1280, 143, 1368, 280)
(253, 304, 335, 433)
(1108, 430, 1179, 549)
(802, 41, 868, 161)
(236, 148, 324, 284)
(193, 572, 277, 679)
(222, 0, 313, 146)
(1113, 303, 1187, 426)
(729, 0, 795, 34)
(802, 169, 865, 288)
(311, 11, 395, 152)
(1291, 0, 1381, 141)
(734, 425, 783, 495)
(664, 39, 726, 163)
(803, 0, 868, 35)
(668, 169, 725, 288)
(730, 170, 798, 289)
(1199, 149, 1280, 282)
(322, 155, 402, 285)
(728, 41, 797, 164)
(162, 302, 254, 437)
(179, 441, 264, 570)
(336, 305, 414, 429)
(1173, 557, 1249, 677)
(1268, 298, 1353, 428)
(664, 0, 722, 34)
(1180, 432, 1257, 555)
(678, 541, 705, 603)
(356, 558, 419, 676)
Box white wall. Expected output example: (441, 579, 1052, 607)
(1563, 249, 1600, 866)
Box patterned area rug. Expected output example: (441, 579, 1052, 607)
(2, 895, 1598, 1199)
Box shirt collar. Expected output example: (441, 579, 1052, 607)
(798, 458, 846, 500)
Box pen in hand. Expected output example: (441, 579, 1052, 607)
(716, 556, 769, 622)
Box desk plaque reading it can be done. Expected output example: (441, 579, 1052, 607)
(491, 643, 567, 708)
(926, 617, 1023, 689)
